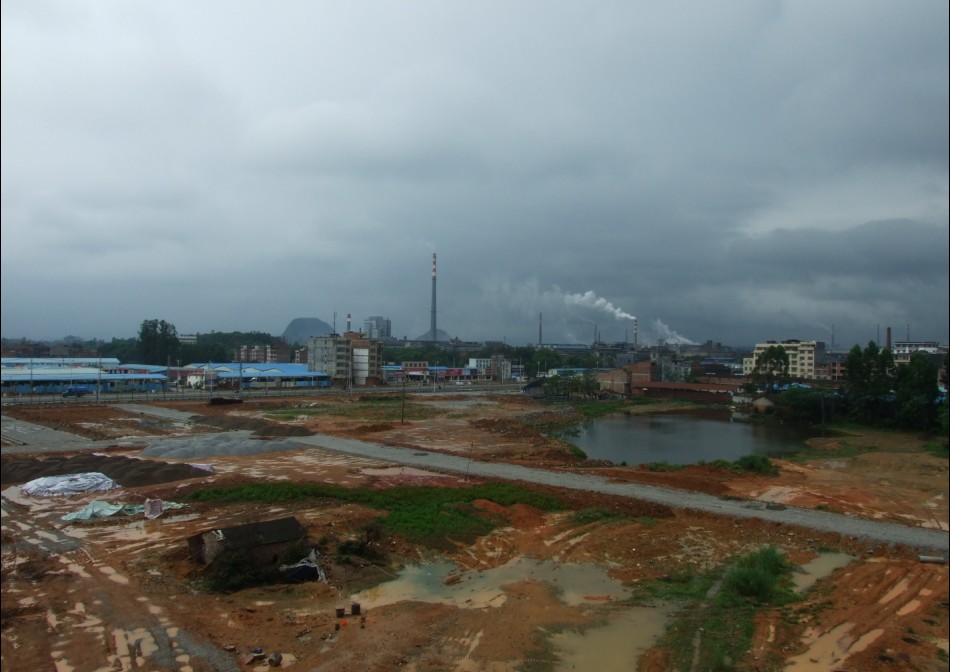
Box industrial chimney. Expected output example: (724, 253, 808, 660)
(430, 253, 437, 342)
(886, 326, 892, 352)
(538, 313, 542, 346)
(633, 320, 638, 352)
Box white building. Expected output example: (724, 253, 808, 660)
(743, 340, 827, 381)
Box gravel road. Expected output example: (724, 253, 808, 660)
(292, 433, 950, 554)
(6, 405, 950, 554)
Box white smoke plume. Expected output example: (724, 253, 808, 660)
(650, 318, 696, 345)
(478, 275, 640, 342)
(562, 291, 636, 321)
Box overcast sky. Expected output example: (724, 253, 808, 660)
(2, 1, 949, 349)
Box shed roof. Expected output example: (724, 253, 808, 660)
(199, 516, 307, 548)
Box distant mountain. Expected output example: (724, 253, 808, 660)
(282, 318, 334, 345)
(414, 328, 452, 343)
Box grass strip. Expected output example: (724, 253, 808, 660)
(184, 481, 563, 549)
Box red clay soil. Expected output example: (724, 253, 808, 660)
(1, 394, 949, 671)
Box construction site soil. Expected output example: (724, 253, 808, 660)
(1, 393, 949, 671)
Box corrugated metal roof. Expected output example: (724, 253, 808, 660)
(1, 372, 167, 382)
(2, 357, 121, 367)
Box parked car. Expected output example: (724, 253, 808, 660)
(62, 386, 91, 397)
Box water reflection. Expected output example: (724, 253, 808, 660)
(351, 556, 631, 609)
(569, 409, 816, 465)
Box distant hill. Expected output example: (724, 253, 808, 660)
(281, 318, 334, 345)
(414, 328, 452, 343)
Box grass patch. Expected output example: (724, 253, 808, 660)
(570, 508, 623, 524)
(568, 445, 588, 459)
(786, 441, 869, 462)
(643, 547, 797, 671)
(183, 481, 563, 550)
(632, 567, 720, 602)
(648, 461, 684, 472)
(924, 442, 949, 458)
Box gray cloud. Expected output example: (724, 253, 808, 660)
(2, 1, 948, 349)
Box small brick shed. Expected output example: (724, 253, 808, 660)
(187, 516, 308, 566)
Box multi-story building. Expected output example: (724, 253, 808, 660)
(743, 340, 827, 381)
(892, 341, 945, 366)
(363, 316, 392, 340)
(234, 342, 291, 363)
(307, 332, 383, 387)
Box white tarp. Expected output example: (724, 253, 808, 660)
(21, 472, 118, 497)
(61, 499, 187, 521)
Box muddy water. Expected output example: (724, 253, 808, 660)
(550, 605, 675, 670)
(351, 556, 631, 609)
(793, 552, 855, 593)
(569, 409, 815, 465)
(351, 556, 674, 664)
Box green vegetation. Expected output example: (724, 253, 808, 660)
(632, 566, 721, 602)
(732, 454, 779, 475)
(648, 461, 684, 472)
(644, 547, 797, 671)
(184, 481, 563, 550)
(750, 345, 791, 392)
(570, 508, 623, 524)
(719, 547, 795, 605)
(924, 442, 949, 458)
(780, 439, 870, 463)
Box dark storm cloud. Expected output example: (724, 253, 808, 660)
(1, 1, 948, 348)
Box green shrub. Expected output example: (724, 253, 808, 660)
(722, 566, 777, 602)
(734, 454, 779, 476)
(648, 461, 683, 472)
(571, 508, 621, 524)
(719, 547, 794, 606)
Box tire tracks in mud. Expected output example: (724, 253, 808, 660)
(0, 497, 241, 672)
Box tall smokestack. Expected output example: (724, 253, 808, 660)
(633, 320, 638, 351)
(347, 313, 351, 332)
(538, 313, 542, 346)
(886, 326, 892, 352)
(430, 253, 437, 342)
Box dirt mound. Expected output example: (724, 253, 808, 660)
(191, 414, 314, 437)
(1, 454, 213, 488)
(469, 417, 547, 442)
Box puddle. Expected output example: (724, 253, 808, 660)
(793, 552, 854, 593)
(352, 556, 631, 609)
(550, 605, 675, 671)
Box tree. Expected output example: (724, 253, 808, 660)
(843, 341, 895, 424)
(137, 319, 180, 365)
(99, 337, 139, 362)
(530, 348, 561, 377)
(893, 352, 941, 431)
(751, 345, 790, 392)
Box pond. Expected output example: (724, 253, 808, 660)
(567, 408, 815, 465)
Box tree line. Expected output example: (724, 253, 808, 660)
(753, 341, 947, 433)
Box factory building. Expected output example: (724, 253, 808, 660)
(307, 332, 384, 388)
